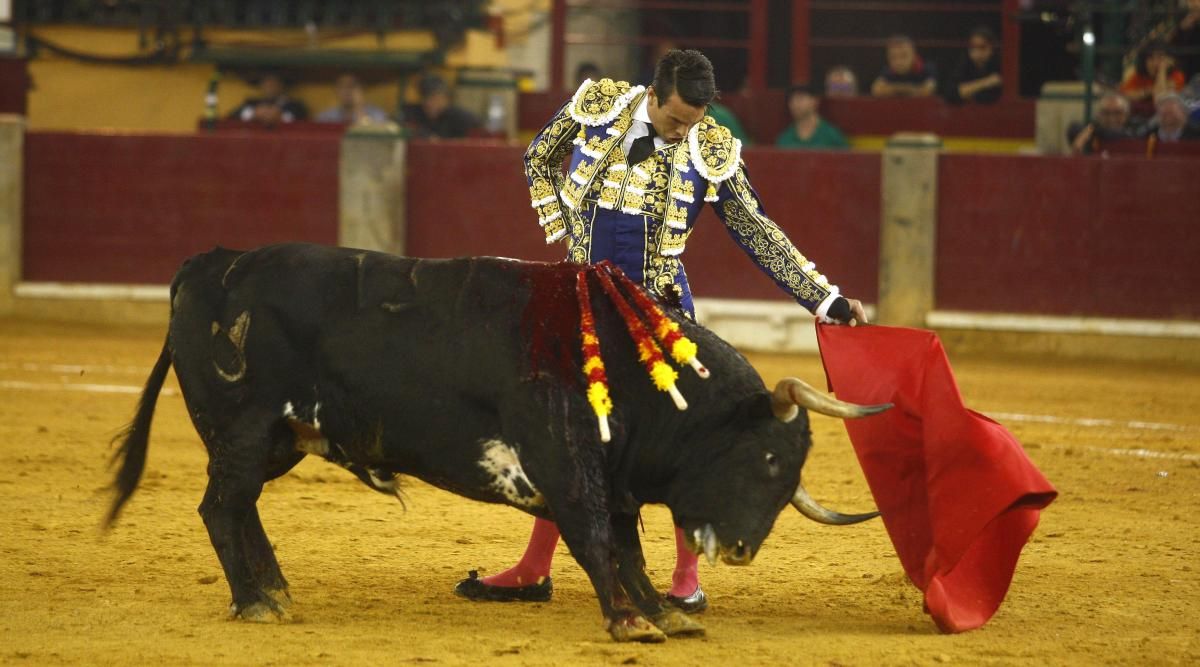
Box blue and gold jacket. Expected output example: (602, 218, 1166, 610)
(525, 78, 839, 315)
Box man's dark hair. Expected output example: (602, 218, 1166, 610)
(969, 26, 997, 47)
(651, 49, 717, 108)
(419, 74, 449, 98)
(787, 83, 816, 99)
(1135, 40, 1173, 78)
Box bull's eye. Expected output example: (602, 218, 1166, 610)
(765, 451, 779, 476)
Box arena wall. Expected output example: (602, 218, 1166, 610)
(5, 125, 1198, 362)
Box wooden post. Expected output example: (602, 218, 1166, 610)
(0, 115, 23, 316)
(879, 133, 941, 328)
(339, 128, 407, 256)
(791, 0, 811, 85)
(749, 0, 768, 91)
(1002, 0, 1021, 100)
(551, 0, 567, 94)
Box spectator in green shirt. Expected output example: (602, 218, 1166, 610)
(706, 100, 752, 145)
(776, 84, 850, 149)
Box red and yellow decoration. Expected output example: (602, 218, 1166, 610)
(571, 262, 711, 442)
(607, 268, 710, 379)
(595, 266, 686, 411)
(576, 269, 613, 442)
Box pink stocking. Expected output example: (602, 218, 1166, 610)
(669, 526, 700, 597)
(480, 517, 559, 587)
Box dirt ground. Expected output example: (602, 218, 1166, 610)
(0, 319, 1197, 666)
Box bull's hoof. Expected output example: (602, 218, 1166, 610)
(264, 587, 293, 610)
(608, 614, 667, 643)
(651, 608, 706, 637)
(230, 599, 292, 623)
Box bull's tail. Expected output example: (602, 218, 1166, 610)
(104, 336, 173, 529)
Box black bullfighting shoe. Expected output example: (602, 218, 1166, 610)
(664, 585, 708, 614)
(454, 570, 553, 602)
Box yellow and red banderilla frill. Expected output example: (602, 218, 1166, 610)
(576, 262, 709, 442)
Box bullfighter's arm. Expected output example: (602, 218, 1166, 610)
(712, 164, 847, 321)
(524, 101, 581, 244)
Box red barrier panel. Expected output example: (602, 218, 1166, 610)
(23, 131, 339, 284)
(685, 149, 880, 303)
(404, 140, 561, 263)
(937, 154, 1200, 319)
(405, 142, 880, 303)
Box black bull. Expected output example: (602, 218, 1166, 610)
(107, 243, 887, 643)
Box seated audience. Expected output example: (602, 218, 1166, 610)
(230, 72, 309, 125)
(1120, 41, 1186, 120)
(775, 84, 849, 150)
(1148, 93, 1200, 142)
(316, 74, 390, 125)
(871, 35, 937, 98)
(706, 100, 752, 145)
(824, 66, 858, 97)
(575, 62, 601, 86)
(945, 27, 1003, 104)
(1067, 92, 1142, 154)
(401, 74, 480, 139)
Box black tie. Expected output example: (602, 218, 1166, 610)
(627, 123, 657, 165)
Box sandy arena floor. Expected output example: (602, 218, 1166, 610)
(0, 319, 1197, 666)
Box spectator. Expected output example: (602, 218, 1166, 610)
(315, 74, 390, 125)
(1066, 92, 1141, 154)
(824, 66, 858, 97)
(401, 74, 480, 139)
(871, 35, 937, 98)
(575, 62, 601, 86)
(776, 84, 849, 149)
(706, 100, 752, 145)
(945, 27, 1003, 104)
(1170, 0, 1200, 79)
(1148, 93, 1200, 142)
(1120, 41, 1186, 120)
(230, 72, 309, 124)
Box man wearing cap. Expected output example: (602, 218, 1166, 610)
(454, 49, 868, 617)
(401, 74, 480, 139)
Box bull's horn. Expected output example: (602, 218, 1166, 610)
(792, 481, 880, 525)
(771, 377, 892, 423)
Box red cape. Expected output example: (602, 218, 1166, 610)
(816, 323, 1057, 633)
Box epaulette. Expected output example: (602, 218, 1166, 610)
(568, 78, 645, 127)
(688, 115, 742, 200)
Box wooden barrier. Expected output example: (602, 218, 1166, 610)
(404, 142, 880, 303)
(936, 153, 1200, 320)
(14, 131, 1198, 327)
(22, 131, 339, 284)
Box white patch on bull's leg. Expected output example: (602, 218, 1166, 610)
(478, 440, 544, 509)
(312, 402, 321, 430)
(284, 401, 329, 455)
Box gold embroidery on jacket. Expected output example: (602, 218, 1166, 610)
(719, 170, 832, 306)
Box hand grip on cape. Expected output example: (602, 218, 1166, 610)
(577, 262, 709, 442)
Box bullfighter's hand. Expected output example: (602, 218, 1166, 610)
(847, 298, 868, 326)
(824, 296, 868, 326)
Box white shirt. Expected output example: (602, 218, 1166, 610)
(620, 96, 667, 156)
